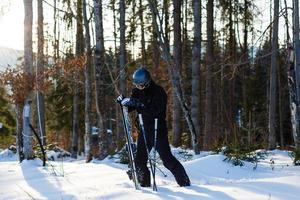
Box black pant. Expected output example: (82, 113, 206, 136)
(135, 131, 190, 186)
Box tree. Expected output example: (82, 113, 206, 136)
(268, 0, 279, 150)
(147, 0, 199, 154)
(119, 0, 126, 95)
(172, 0, 182, 147)
(0, 87, 16, 148)
(118, 0, 126, 148)
(163, 0, 170, 51)
(218, 0, 239, 138)
(293, 0, 300, 150)
(93, 0, 108, 160)
(191, 0, 202, 148)
(139, 0, 146, 64)
(36, 0, 46, 146)
(23, 0, 34, 160)
(83, 0, 93, 162)
(204, 0, 214, 150)
(71, 0, 84, 159)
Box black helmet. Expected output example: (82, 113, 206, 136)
(132, 67, 151, 89)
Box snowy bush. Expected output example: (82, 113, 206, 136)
(117, 144, 136, 164)
(0, 148, 16, 160)
(45, 144, 71, 161)
(217, 146, 268, 167)
(291, 148, 300, 166)
(170, 147, 194, 162)
(8, 145, 17, 153)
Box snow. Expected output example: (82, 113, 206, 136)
(0, 148, 300, 200)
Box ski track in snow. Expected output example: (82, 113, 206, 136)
(0, 149, 300, 200)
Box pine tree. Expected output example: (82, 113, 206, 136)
(0, 87, 16, 148)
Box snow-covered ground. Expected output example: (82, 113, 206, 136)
(0, 148, 299, 200)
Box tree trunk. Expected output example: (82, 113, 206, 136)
(71, 0, 84, 159)
(16, 106, 24, 162)
(147, 0, 199, 154)
(53, 0, 61, 61)
(191, 0, 201, 148)
(293, 0, 300, 148)
(119, 0, 126, 95)
(268, 0, 279, 150)
(139, 0, 146, 65)
(242, 0, 249, 145)
(93, 0, 108, 160)
(204, 0, 214, 150)
(152, 20, 160, 69)
(278, 63, 284, 147)
(284, 0, 290, 42)
(37, 0, 46, 146)
(163, 0, 170, 51)
(110, 0, 121, 150)
(172, 0, 182, 147)
(83, 0, 93, 161)
(117, 0, 126, 149)
(23, 0, 34, 160)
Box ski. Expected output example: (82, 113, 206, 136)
(119, 104, 140, 190)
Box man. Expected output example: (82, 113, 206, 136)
(117, 67, 191, 187)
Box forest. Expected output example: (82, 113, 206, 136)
(0, 0, 299, 164)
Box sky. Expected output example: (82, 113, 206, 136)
(0, 0, 293, 52)
(0, 0, 116, 52)
(0, 0, 23, 50)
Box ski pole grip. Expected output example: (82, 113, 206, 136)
(155, 118, 158, 130)
(138, 114, 144, 125)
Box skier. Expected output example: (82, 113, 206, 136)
(117, 67, 191, 187)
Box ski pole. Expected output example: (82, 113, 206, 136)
(156, 165, 167, 177)
(29, 124, 46, 166)
(138, 114, 157, 191)
(153, 118, 158, 190)
(148, 158, 168, 177)
(119, 104, 140, 190)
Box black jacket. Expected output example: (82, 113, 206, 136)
(129, 81, 168, 138)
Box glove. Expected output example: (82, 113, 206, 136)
(121, 98, 131, 106)
(116, 94, 125, 103)
(121, 97, 145, 109)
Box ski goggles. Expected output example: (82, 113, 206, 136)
(134, 83, 146, 90)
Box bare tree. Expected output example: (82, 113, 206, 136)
(36, 0, 46, 146)
(268, 0, 279, 150)
(147, 0, 199, 154)
(71, 0, 84, 159)
(139, 0, 146, 65)
(191, 0, 202, 148)
(204, 0, 214, 150)
(117, 0, 126, 148)
(119, 0, 126, 95)
(83, 0, 93, 161)
(23, 0, 34, 159)
(293, 0, 300, 148)
(172, 0, 182, 147)
(93, 0, 108, 160)
(163, 0, 170, 51)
